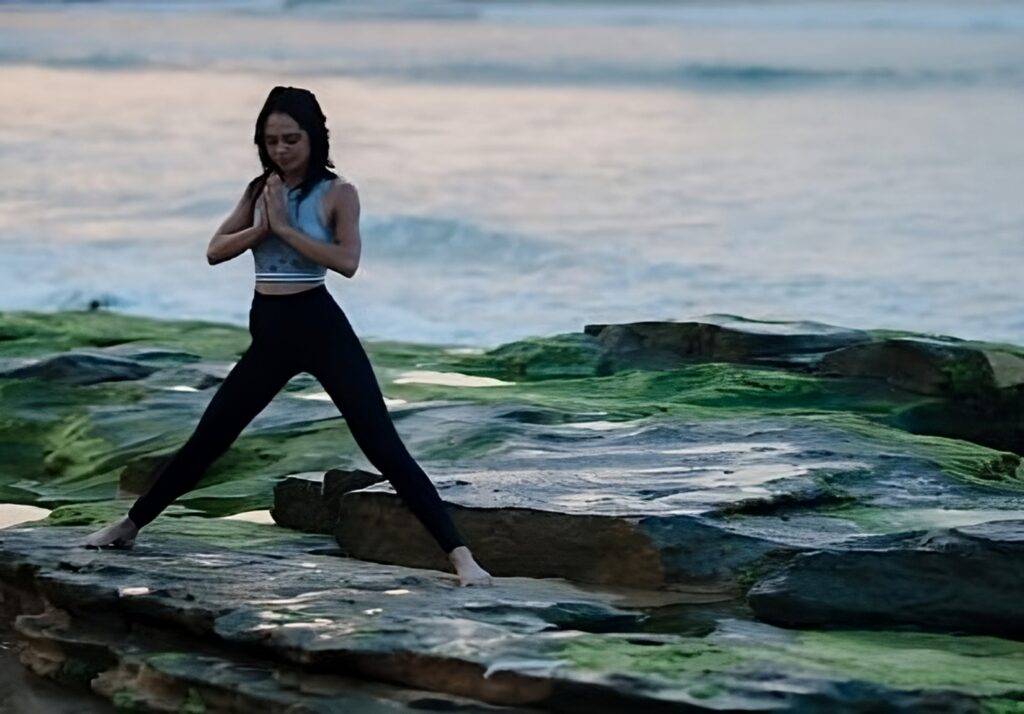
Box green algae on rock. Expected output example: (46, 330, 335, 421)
(4, 308, 1024, 647)
(263, 416, 1024, 602)
(555, 621, 1024, 707)
(3, 308, 1021, 523)
(0, 310, 249, 362)
(4, 522, 1023, 712)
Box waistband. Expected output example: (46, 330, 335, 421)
(252, 284, 330, 303)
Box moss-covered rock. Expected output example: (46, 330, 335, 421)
(4, 523, 1023, 712)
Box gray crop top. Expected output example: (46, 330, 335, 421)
(251, 175, 338, 283)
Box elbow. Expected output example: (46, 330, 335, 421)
(335, 255, 358, 279)
(207, 237, 222, 265)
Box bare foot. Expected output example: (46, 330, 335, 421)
(78, 516, 138, 549)
(447, 546, 493, 587)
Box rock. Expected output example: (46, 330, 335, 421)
(323, 416, 1024, 593)
(818, 336, 1024, 397)
(0, 620, 115, 714)
(816, 336, 1024, 453)
(117, 452, 175, 496)
(469, 333, 605, 379)
(140, 362, 233, 391)
(0, 351, 159, 385)
(96, 345, 203, 366)
(6, 308, 1024, 654)
(270, 468, 385, 534)
(0, 521, 654, 710)
(14, 607, 524, 713)
(3, 366, 386, 515)
(5, 308, 1022, 525)
(581, 317, 1024, 454)
(584, 314, 873, 371)
(2, 521, 1022, 712)
(746, 519, 1024, 637)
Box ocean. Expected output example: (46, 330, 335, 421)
(1, 0, 1022, 347)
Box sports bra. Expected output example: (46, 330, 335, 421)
(251, 175, 338, 283)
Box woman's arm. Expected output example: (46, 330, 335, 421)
(207, 185, 269, 265)
(270, 180, 362, 279)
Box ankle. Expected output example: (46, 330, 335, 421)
(447, 546, 470, 561)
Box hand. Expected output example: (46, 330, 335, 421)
(253, 192, 270, 241)
(263, 173, 290, 233)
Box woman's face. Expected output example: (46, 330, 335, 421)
(264, 111, 310, 174)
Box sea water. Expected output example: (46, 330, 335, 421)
(0, 0, 1021, 347)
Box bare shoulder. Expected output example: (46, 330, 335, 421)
(327, 177, 360, 216)
(328, 176, 359, 199)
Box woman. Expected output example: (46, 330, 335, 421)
(80, 86, 493, 588)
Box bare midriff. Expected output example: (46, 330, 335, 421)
(254, 282, 323, 295)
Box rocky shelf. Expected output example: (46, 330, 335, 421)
(3, 518, 1024, 712)
(2, 309, 1024, 711)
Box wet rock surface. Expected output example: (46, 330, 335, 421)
(13, 606, 526, 713)
(269, 417, 1024, 612)
(747, 519, 1024, 637)
(271, 468, 386, 534)
(2, 520, 1023, 712)
(0, 350, 161, 386)
(586, 315, 1024, 453)
(585, 313, 873, 370)
(818, 336, 1024, 397)
(4, 310, 1024, 710)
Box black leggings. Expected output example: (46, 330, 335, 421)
(127, 284, 467, 555)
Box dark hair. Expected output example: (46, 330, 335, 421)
(244, 85, 338, 217)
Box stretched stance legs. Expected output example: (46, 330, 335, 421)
(81, 286, 492, 586)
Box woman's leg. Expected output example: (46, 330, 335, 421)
(309, 306, 466, 555)
(127, 339, 297, 529)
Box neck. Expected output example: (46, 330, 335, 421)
(282, 166, 308, 189)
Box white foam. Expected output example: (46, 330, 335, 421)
(393, 370, 515, 387)
(292, 390, 407, 407)
(0, 504, 51, 529)
(220, 509, 276, 524)
(563, 419, 641, 431)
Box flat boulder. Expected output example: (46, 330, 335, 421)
(0, 351, 159, 385)
(2, 521, 1022, 712)
(746, 519, 1024, 637)
(270, 468, 385, 534)
(584, 314, 872, 370)
(818, 335, 1024, 397)
(323, 415, 1024, 596)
